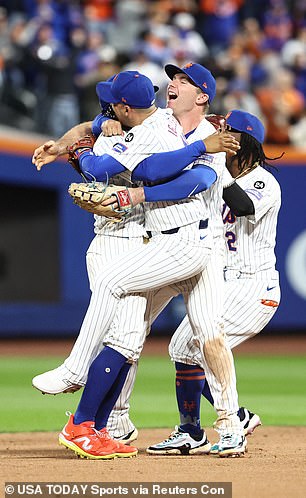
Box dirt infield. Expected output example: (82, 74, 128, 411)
(1, 427, 306, 498)
(1, 337, 306, 498)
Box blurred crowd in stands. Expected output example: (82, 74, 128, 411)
(0, 0, 305, 145)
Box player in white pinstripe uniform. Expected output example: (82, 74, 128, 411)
(147, 110, 281, 455)
(33, 70, 244, 459)
(32, 66, 246, 456)
(61, 67, 246, 458)
(32, 71, 239, 448)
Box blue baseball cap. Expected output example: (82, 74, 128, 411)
(96, 71, 156, 108)
(164, 62, 216, 103)
(225, 110, 265, 144)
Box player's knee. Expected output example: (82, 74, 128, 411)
(204, 334, 227, 357)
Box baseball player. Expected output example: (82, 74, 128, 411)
(31, 65, 249, 456)
(32, 70, 239, 449)
(57, 67, 248, 459)
(33, 69, 243, 459)
(146, 110, 281, 456)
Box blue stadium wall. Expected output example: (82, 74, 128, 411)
(0, 136, 305, 337)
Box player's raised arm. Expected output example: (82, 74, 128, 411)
(32, 121, 93, 171)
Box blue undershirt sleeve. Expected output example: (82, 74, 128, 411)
(77, 139, 206, 183)
(78, 152, 125, 181)
(143, 165, 217, 202)
(91, 114, 110, 138)
(132, 140, 206, 182)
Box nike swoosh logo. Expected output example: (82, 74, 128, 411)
(188, 184, 200, 197)
(267, 286, 276, 291)
(200, 235, 206, 240)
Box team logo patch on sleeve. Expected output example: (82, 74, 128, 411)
(112, 142, 128, 153)
(254, 181, 265, 189)
(199, 153, 214, 164)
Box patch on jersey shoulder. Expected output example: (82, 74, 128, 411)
(199, 153, 214, 164)
(254, 180, 265, 189)
(112, 142, 128, 153)
(125, 132, 134, 142)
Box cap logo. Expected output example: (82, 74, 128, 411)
(183, 63, 193, 69)
(121, 97, 127, 103)
(247, 125, 253, 131)
(202, 82, 207, 89)
(113, 74, 119, 81)
(225, 112, 231, 119)
(134, 74, 139, 78)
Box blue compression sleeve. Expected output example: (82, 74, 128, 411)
(77, 139, 206, 182)
(132, 140, 206, 182)
(143, 165, 217, 202)
(79, 152, 125, 181)
(91, 113, 109, 138)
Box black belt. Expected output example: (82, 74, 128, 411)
(147, 219, 208, 238)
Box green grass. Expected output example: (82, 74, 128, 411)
(1, 354, 305, 432)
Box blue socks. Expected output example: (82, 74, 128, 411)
(202, 378, 214, 406)
(94, 362, 131, 430)
(175, 362, 205, 436)
(74, 346, 129, 425)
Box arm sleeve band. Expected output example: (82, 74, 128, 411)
(79, 152, 126, 181)
(132, 140, 206, 182)
(78, 139, 206, 182)
(91, 114, 110, 138)
(144, 165, 217, 202)
(223, 182, 255, 216)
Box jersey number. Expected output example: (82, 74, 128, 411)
(225, 231, 237, 251)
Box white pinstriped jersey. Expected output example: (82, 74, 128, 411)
(92, 134, 146, 237)
(104, 108, 205, 231)
(187, 118, 226, 242)
(223, 166, 281, 272)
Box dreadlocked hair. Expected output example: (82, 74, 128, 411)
(234, 133, 284, 174)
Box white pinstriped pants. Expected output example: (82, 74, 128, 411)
(92, 227, 240, 430)
(76, 224, 212, 363)
(64, 234, 149, 382)
(169, 271, 281, 367)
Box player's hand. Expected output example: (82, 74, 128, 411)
(203, 131, 240, 156)
(101, 187, 144, 208)
(102, 119, 124, 137)
(32, 141, 63, 171)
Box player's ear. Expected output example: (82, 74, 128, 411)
(196, 93, 209, 105)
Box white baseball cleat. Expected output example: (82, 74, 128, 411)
(146, 427, 211, 455)
(218, 433, 247, 458)
(238, 407, 262, 435)
(113, 428, 139, 445)
(32, 366, 83, 394)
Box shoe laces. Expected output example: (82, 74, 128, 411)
(163, 430, 182, 443)
(220, 433, 243, 445)
(95, 428, 112, 441)
(220, 433, 235, 443)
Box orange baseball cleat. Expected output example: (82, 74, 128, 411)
(59, 412, 138, 460)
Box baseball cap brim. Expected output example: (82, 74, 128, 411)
(96, 81, 118, 104)
(165, 64, 203, 90)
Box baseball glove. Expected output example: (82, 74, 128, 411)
(67, 135, 95, 176)
(206, 114, 226, 131)
(68, 182, 133, 222)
